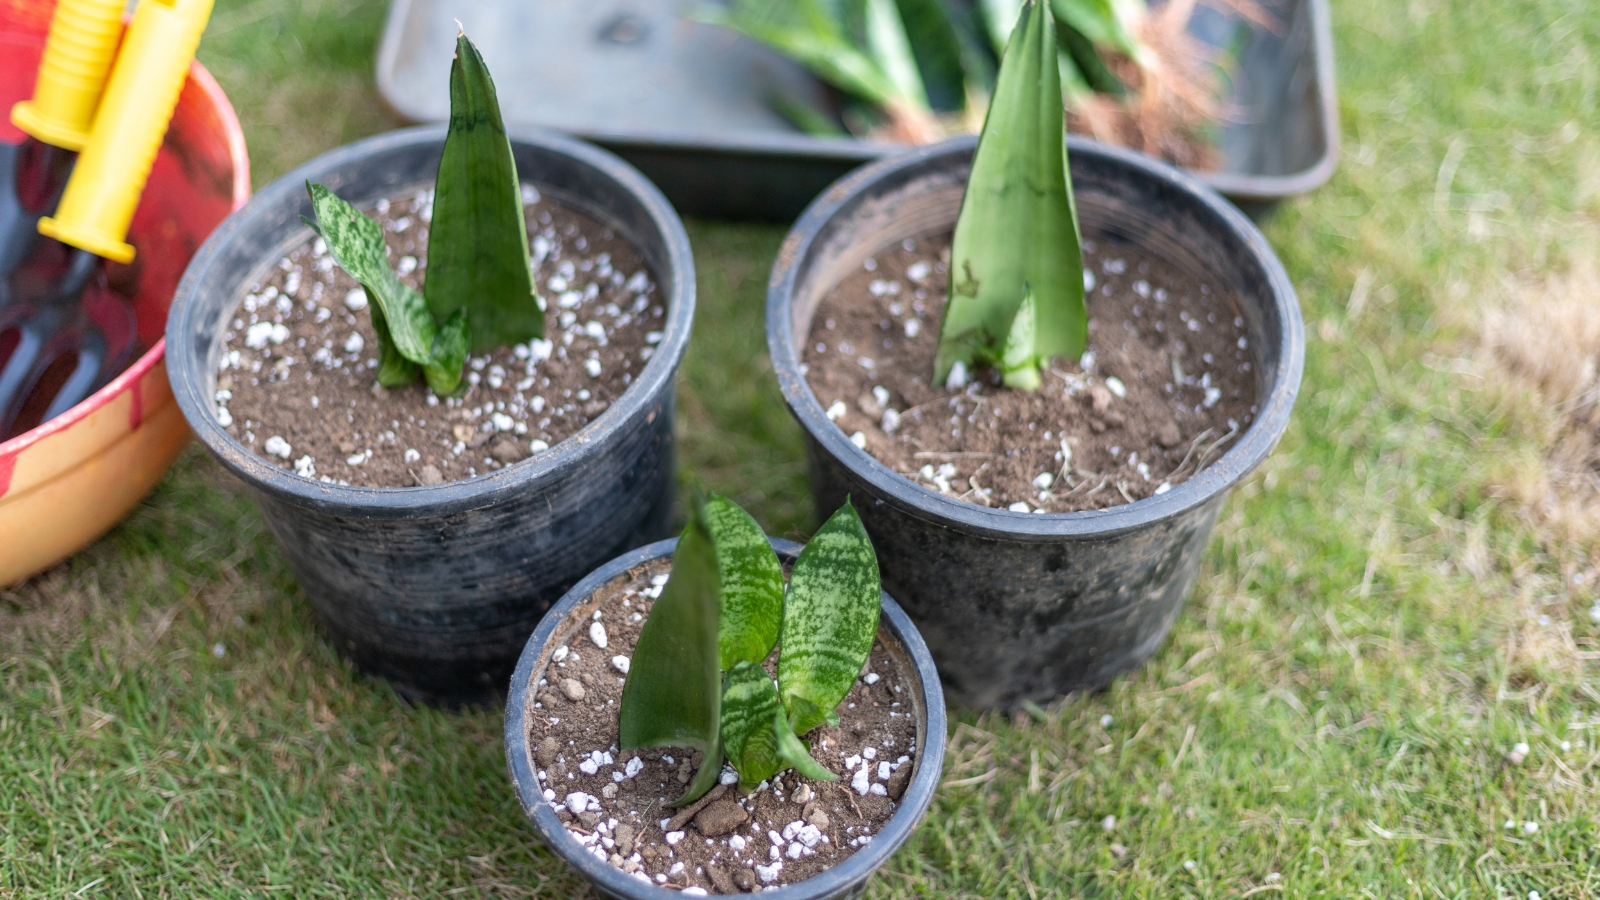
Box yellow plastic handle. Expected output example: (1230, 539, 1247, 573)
(39, 0, 215, 265)
(9, 0, 127, 151)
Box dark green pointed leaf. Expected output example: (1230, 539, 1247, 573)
(720, 661, 784, 791)
(425, 34, 541, 352)
(894, 0, 976, 111)
(773, 706, 838, 782)
(701, 495, 785, 670)
(936, 0, 1085, 388)
(619, 515, 724, 805)
(308, 183, 451, 388)
(778, 500, 882, 737)
(1056, 15, 1126, 96)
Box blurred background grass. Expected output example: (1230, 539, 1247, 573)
(3, 0, 1599, 895)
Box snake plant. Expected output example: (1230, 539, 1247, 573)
(619, 495, 881, 803)
(936, 0, 1085, 391)
(305, 34, 540, 395)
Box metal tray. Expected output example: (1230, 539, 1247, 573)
(376, 0, 1337, 220)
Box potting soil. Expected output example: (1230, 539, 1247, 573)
(214, 187, 662, 488)
(802, 233, 1258, 513)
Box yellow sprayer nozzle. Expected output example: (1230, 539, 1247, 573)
(38, 0, 215, 265)
(9, 0, 127, 151)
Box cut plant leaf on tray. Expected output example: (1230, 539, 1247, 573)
(305, 33, 541, 395)
(702, 0, 1256, 168)
(619, 493, 881, 805)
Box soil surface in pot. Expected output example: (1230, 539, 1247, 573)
(214, 187, 664, 488)
(803, 233, 1259, 513)
(527, 557, 919, 894)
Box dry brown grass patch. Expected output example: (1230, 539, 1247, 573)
(1482, 257, 1600, 548)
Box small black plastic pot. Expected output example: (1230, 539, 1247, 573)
(767, 137, 1304, 710)
(168, 126, 693, 705)
(505, 536, 947, 900)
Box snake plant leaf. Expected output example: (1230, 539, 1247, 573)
(1055, 13, 1127, 96)
(767, 90, 849, 135)
(778, 500, 882, 737)
(722, 663, 838, 789)
(1051, 0, 1142, 61)
(720, 661, 785, 791)
(773, 706, 838, 782)
(424, 34, 541, 352)
(423, 309, 469, 396)
(308, 183, 451, 381)
(699, 0, 902, 107)
(701, 495, 785, 670)
(1000, 285, 1044, 390)
(618, 514, 725, 806)
(863, 0, 928, 108)
(894, 0, 978, 111)
(368, 303, 418, 388)
(935, 0, 1085, 389)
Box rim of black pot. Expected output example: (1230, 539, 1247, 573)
(766, 135, 1305, 542)
(168, 125, 694, 518)
(505, 536, 948, 900)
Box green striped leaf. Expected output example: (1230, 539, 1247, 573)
(778, 500, 882, 736)
(719, 661, 784, 791)
(618, 515, 724, 806)
(308, 183, 465, 393)
(424, 34, 541, 352)
(701, 495, 785, 670)
(935, 0, 1085, 390)
(722, 662, 837, 790)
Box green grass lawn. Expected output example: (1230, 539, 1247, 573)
(4, 0, 1599, 895)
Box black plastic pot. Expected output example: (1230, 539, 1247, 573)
(505, 536, 947, 900)
(168, 126, 694, 705)
(767, 136, 1304, 710)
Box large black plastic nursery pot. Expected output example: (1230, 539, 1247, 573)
(168, 126, 694, 705)
(767, 137, 1304, 710)
(505, 536, 947, 900)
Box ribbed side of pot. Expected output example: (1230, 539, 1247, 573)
(254, 392, 674, 702)
(809, 436, 1225, 709)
